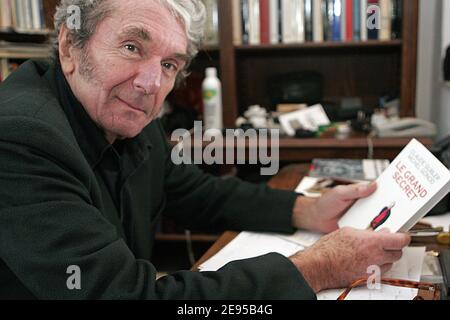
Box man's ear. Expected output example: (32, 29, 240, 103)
(58, 25, 76, 75)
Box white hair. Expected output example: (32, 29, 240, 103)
(52, 0, 206, 80)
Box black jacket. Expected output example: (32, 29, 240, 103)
(0, 60, 316, 300)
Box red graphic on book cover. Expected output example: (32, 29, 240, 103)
(368, 202, 396, 230)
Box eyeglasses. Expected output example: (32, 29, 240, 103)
(337, 277, 440, 300)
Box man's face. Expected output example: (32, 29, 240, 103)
(65, 0, 189, 142)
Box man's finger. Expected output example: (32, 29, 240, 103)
(383, 250, 403, 263)
(380, 233, 411, 250)
(380, 263, 394, 274)
(335, 182, 377, 200)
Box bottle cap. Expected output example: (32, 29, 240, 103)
(206, 67, 217, 78)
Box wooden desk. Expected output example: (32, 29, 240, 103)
(193, 164, 448, 300)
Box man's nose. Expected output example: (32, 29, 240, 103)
(133, 59, 162, 95)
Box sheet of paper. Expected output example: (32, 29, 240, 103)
(295, 176, 323, 198)
(421, 212, 450, 232)
(317, 247, 426, 300)
(277, 230, 323, 247)
(199, 232, 304, 272)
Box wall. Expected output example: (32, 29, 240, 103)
(438, 0, 450, 139)
(416, 0, 450, 140)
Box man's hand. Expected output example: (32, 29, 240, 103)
(289, 227, 411, 293)
(292, 182, 377, 233)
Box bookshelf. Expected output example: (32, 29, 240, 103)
(211, 0, 419, 127)
(0, 0, 57, 80)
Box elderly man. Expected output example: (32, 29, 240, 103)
(0, 0, 410, 299)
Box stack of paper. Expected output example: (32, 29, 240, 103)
(317, 247, 426, 300)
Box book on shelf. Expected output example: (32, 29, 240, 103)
(0, 0, 48, 34)
(236, 0, 403, 45)
(338, 139, 450, 233)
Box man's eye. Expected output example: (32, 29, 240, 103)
(162, 62, 178, 73)
(124, 44, 139, 53)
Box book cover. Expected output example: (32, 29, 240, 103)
(331, 0, 342, 41)
(352, 0, 361, 40)
(309, 158, 390, 182)
(391, 0, 402, 39)
(313, 0, 324, 42)
(345, 0, 353, 41)
(241, 0, 250, 44)
(259, 0, 270, 43)
(379, 0, 391, 40)
(269, 0, 280, 43)
(248, 0, 261, 45)
(304, 0, 313, 41)
(232, 0, 243, 45)
(360, 0, 368, 40)
(339, 139, 450, 233)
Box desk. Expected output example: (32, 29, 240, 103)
(169, 136, 434, 162)
(192, 164, 449, 299)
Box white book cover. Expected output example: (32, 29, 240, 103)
(282, 0, 295, 43)
(360, 0, 367, 41)
(379, 0, 391, 40)
(340, 0, 346, 41)
(339, 139, 450, 233)
(248, 0, 261, 45)
(30, 0, 42, 30)
(313, 0, 323, 42)
(295, 0, 305, 43)
(232, 0, 242, 45)
(269, 0, 280, 43)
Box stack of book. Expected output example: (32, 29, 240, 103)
(0, 0, 48, 34)
(234, 0, 402, 45)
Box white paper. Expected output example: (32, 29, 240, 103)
(279, 104, 331, 136)
(277, 230, 323, 247)
(317, 247, 426, 300)
(198, 232, 304, 272)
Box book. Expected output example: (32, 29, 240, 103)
(309, 158, 390, 182)
(259, 0, 270, 43)
(296, 176, 355, 197)
(338, 139, 450, 233)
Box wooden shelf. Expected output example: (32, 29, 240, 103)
(0, 30, 51, 43)
(235, 40, 403, 51)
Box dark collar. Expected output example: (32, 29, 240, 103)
(46, 60, 152, 169)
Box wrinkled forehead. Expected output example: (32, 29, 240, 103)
(104, 0, 188, 50)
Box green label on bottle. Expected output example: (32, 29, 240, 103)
(203, 89, 217, 101)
